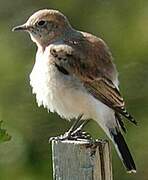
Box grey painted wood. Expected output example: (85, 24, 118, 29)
(51, 139, 113, 180)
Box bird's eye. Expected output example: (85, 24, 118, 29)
(37, 20, 46, 26)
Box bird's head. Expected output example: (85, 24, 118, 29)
(12, 9, 73, 48)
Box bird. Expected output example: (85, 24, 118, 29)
(12, 9, 137, 173)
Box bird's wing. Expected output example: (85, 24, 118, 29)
(83, 77, 136, 125)
(50, 38, 136, 125)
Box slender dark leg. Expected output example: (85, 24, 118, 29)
(70, 119, 92, 140)
(49, 114, 83, 141)
(66, 114, 83, 135)
(49, 114, 92, 141)
(71, 119, 89, 135)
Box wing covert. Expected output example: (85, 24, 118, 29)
(50, 39, 137, 125)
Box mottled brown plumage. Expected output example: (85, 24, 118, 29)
(50, 32, 136, 124)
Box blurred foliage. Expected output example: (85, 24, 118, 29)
(0, 121, 11, 143)
(0, 0, 148, 180)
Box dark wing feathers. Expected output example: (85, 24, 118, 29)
(84, 78, 124, 109)
(84, 78, 137, 125)
(115, 113, 127, 133)
(115, 106, 137, 125)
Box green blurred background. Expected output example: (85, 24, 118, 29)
(0, 0, 148, 179)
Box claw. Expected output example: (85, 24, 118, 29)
(49, 115, 91, 142)
(49, 129, 92, 143)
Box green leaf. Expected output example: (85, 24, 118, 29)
(0, 121, 11, 143)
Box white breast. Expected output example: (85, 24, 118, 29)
(30, 47, 97, 120)
(29, 46, 119, 132)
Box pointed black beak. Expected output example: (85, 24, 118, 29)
(12, 24, 29, 32)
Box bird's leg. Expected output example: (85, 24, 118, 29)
(66, 114, 83, 136)
(72, 119, 89, 134)
(71, 119, 92, 140)
(49, 114, 92, 141)
(49, 114, 83, 141)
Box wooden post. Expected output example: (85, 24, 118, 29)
(51, 139, 113, 180)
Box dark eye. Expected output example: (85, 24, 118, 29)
(37, 20, 46, 26)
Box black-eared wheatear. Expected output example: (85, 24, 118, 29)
(13, 9, 137, 173)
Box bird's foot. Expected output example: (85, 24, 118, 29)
(49, 129, 92, 142)
(71, 129, 92, 141)
(49, 115, 92, 142)
(49, 132, 71, 142)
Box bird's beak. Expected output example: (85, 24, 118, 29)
(12, 24, 31, 32)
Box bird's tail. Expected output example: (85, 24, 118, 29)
(109, 129, 136, 173)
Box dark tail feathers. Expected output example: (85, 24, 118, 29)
(110, 130, 136, 173)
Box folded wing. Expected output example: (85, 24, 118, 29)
(50, 36, 137, 125)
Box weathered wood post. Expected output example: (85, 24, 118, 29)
(51, 139, 113, 180)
